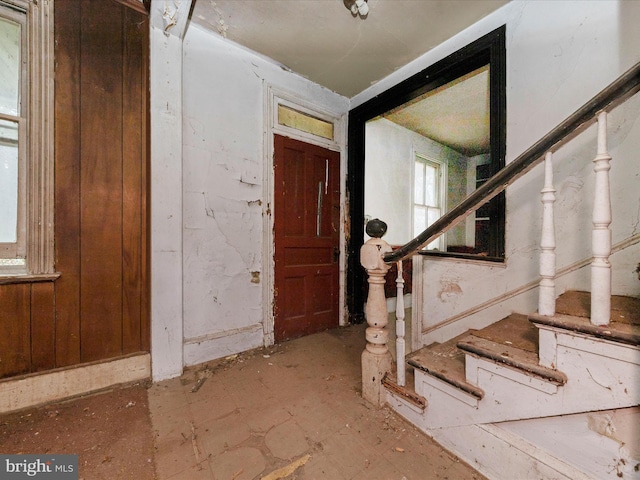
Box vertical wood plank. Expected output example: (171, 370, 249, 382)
(122, 6, 144, 353)
(79, 0, 124, 361)
(0, 0, 150, 380)
(30, 282, 56, 371)
(54, 0, 82, 367)
(0, 284, 31, 378)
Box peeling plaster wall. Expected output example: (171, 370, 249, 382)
(353, 0, 640, 343)
(181, 25, 348, 366)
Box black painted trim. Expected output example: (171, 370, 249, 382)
(347, 26, 507, 323)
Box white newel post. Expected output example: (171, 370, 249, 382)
(591, 111, 612, 326)
(360, 219, 393, 407)
(539, 151, 557, 316)
(395, 261, 406, 387)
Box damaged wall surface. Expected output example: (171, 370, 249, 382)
(180, 26, 349, 368)
(352, 0, 640, 344)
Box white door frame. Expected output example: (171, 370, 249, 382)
(262, 85, 347, 346)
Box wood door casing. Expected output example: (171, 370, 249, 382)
(274, 135, 340, 342)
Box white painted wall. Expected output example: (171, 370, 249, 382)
(353, 0, 640, 343)
(364, 118, 469, 246)
(150, 0, 638, 380)
(180, 26, 349, 368)
(150, 22, 185, 382)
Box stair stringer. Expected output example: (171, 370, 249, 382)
(385, 398, 640, 480)
(426, 423, 593, 480)
(387, 328, 639, 429)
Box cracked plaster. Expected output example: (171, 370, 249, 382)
(178, 25, 348, 360)
(401, 1, 640, 339)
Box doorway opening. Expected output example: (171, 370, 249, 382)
(347, 26, 506, 322)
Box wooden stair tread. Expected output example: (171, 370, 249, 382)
(405, 296, 638, 401)
(467, 313, 538, 353)
(529, 312, 640, 346)
(407, 335, 484, 399)
(556, 291, 640, 325)
(457, 334, 567, 385)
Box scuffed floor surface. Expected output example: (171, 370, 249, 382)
(150, 323, 487, 479)
(0, 323, 487, 480)
(0, 382, 156, 480)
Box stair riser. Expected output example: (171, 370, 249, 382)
(386, 390, 639, 480)
(538, 324, 640, 369)
(405, 332, 639, 427)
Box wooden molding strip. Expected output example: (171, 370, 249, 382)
(382, 372, 427, 409)
(0, 353, 150, 414)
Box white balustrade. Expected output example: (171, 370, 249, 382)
(539, 151, 557, 316)
(395, 260, 406, 387)
(591, 111, 612, 326)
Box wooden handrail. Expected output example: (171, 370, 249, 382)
(383, 61, 640, 264)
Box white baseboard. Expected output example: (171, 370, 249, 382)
(183, 323, 263, 366)
(0, 353, 151, 414)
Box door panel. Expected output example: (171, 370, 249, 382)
(274, 135, 340, 342)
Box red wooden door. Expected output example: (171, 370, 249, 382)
(274, 135, 340, 342)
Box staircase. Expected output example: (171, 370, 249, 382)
(383, 292, 640, 479)
(357, 64, 640, 479)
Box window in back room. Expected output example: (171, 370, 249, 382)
(356, 26, 506, 261)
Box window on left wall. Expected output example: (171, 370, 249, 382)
(0, 0, 54, 278)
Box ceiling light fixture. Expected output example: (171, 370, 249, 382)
(347, 0, 369, 18)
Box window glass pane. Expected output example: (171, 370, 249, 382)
(414, 161, 424, 204)
(427, 207, 440, 226)
(424, 163, 437, 206)
(0, 16, 21, 116)
(426, 207, 441, 250)
(0, 118, 18, 242)
(278, 105, 334, 140)
(413, 206, 426, 235)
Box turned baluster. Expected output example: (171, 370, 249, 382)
(591, 111, 612, 326)
(539, 151, 557, 316)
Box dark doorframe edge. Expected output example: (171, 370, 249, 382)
(346, 26, 507, 323)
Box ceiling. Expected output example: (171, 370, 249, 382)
(191, 0, 508, 98)
(190, 0, 508, 156)
(383, 66, 490, 156)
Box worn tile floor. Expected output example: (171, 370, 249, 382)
(148, 323, 486, 480)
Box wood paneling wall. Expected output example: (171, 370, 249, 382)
(0, 0, 149, 379)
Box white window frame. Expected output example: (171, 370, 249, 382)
(0, 0, 55, 280)
(412, 152, 446, 250)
